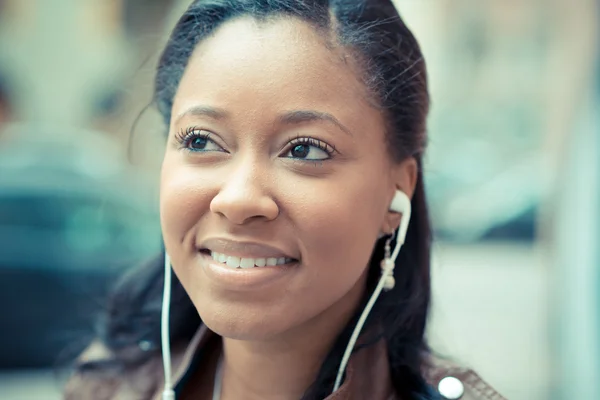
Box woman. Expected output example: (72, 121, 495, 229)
(65, 0, 504, 399)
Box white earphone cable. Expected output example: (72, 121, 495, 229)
(332, 235, 403, 392)
(333, 196, 410, 392)
(161, 253, 176, 400)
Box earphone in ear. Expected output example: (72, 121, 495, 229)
(380, 190, 411, 290)
(389, 189, 410, 213)
(389, 190, 411, 245)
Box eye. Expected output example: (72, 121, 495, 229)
(175, 128, 224, 153)
(188, 135, 221, 152)
(283, 137, 334, 161)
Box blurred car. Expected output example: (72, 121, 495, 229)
(0, 124, 162, 369)
(426, 155, 543, 243)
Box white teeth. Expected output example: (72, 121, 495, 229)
(255, 258, 266, 267)
(226, 256, 240, 268)
(266, 258, 278, 266)
(209, 251, 292, 268)
(239, 258, 254, 269)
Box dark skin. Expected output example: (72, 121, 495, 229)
(160, 17, 416, 399)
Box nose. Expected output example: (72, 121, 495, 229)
(210, 159, 279, 225)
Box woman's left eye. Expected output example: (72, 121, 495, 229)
(282, 138, 333, 161)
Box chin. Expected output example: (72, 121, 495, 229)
(201, 312, 289, 341)
(194, 298, 295, 341)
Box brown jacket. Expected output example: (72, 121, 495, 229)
(64, 325, 506, 400)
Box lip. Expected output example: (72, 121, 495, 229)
(199, 252, 298, 291)
(198, 237, 297, 260)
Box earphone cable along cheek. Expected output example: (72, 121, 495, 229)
(160, 190, 412, 399)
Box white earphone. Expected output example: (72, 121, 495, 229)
(160, 190, 412, 399)
(389, 189, 411, 243)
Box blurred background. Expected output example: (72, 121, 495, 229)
(0, 0, 598, 399)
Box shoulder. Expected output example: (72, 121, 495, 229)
(63, 341, 164, 400)
(423, 355, 507, 400)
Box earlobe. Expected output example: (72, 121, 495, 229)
(381, 212, 403, 236)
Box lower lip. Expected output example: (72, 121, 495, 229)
(199, 253, 298, 290)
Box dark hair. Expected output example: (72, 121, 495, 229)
(88, 0, 432, 398)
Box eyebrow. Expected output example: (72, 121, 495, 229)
(278, 110, 353, 136)
(174, 105, 229, 125)
(174, 106, 353, 136)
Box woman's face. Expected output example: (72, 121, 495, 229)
(161, 17, 405, 340)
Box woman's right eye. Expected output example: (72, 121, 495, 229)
(176, 128, 224, 153)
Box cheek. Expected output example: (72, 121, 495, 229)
(285, 173, 387, 305)
(159, 157, 212, 253)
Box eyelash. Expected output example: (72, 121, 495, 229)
(285, 135, 336, 158)
(174, 126, 213, 150)
(174, 127, 337, 159)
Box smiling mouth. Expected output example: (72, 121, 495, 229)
(200, 249, 297, 269)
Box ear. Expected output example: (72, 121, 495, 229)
(381, 157, 418, 235)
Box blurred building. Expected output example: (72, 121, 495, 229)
(0, 72, 12, 128)
(398, 0, 599, 242)
(0, 0, 176, 150)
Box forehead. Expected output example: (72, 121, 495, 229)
(172, 16, 385, 132)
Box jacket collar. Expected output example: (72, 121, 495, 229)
(165, 324, 396, 400)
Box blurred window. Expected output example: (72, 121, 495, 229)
(0, 193, 157, 255)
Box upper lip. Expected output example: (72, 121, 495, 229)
(198, 238, 297, 260)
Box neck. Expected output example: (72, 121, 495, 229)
(217, 275, 367, 400)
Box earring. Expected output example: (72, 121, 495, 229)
(380, 235, 395, 291)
